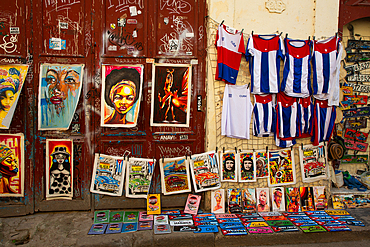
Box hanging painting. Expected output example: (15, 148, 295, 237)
(189, 150, 221, 193)
(271, 187, 285, 212)
(256, 188, 270, 212)
(125, 157, 155, 199)
(90, 154, 126, 196)
(160, 156, 191, 195)
(268, 149, 296, 187)
(238, 151, 256, 182)
(299, 143, 328, 183)
(255, 150, 269, 178)
(0, 133, 24, 197)
(150, 63, 192, 127)
(38, 63, 84, 130)
(0, 65, 28, 129)
(46, 139, 73, 200)
(220, 150, 237, 182)
(101, 64, 144, 127)
(211, 189, 225, 214)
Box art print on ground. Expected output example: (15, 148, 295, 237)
(256, 188, 270, 212)
(125, 157, 155, 199)
(101, 64, 144, 128)
(299, 143, 328, 183)
(211, 189, 225, 214)
(46, 139, 73, 200)
(0, 65, 28, 129)
(271, 187, 285, 212)
(90, 154, 125, 196)
(150, 63, 191, 127)
(160, 156, 191, 195)
(0, 133, 24, 197)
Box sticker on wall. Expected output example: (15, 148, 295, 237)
(150, 63, 191, 127)
(101, 64, 144, 127)
(46, 139, 73, 200)
(90, 154, 126, 196)
(0, 133, 24, 197)
(38, 63, 84, 130)
(299, 143, 328, 183)
(211, 189, 225, 214)
(256, 188, 270, 212)
(0, 65, 28, 129)
(238, 151, 256, 182)
(49, 38, 66, 50)
(268, 149, 296, 187)
(125, 157, 155, 199)
(271, 187, 285, 212)
(220, 150, 237, 182)
(160, 156, 191, 195)
(255, 150, 269, 178)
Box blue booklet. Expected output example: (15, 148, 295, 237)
(105, 223, 123, 234)
(88, 224, 107, 235)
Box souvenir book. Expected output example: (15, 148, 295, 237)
(121, 223, 137, 233)
(94, 210, 110, 224)
(105, 223, 123, 234)
(109, 211, 124, 223)
(154, 224, 171, 234)
(137, 221, 153, 231)
(184, 194, 201, 214)
(88, 224, 107, 235)
(139, 211, 153, 221)
(147, 194, 161, 214)
(154, 215, 169, 225)
(123, 211, 139, 223)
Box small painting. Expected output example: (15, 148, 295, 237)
(46, 139, 73, 200)
(101, 64, 144, 127)
(256, 188, 270, 212)
(147, 194, 161, 215)
(38, 63, 84, 130)
(150, 63, 192, 127)
(255, 150, 268, 178)
(160, 156, 191, 195)
(238, 151, 256, 182)
(125, 157, 155, 198)
(271, 187, 285, 212)
(242, 188, 256, 212)
(300, 187, 315, 211)
(286, 187, 301, 212)
(313, 186, 328, 210)
(220, 150, 237, 182)
(299, 143, 328, 183)
(227, 188, 243, 214)
(268, 149, 296, 187)
(211, 189, 225, 214)
(184, 194, 201, 215)
(0, 133, 24, 197)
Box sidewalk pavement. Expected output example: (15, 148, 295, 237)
(0, 208, 370, 247)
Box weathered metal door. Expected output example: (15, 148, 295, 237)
(92, 0, 207, 210)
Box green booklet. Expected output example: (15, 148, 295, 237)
(124, 211, 139, 223)
(109, 211, 125, 223)
(94, 210, 110, 224)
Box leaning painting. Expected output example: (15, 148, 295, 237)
(101, 64, 144, 127)
(0, 65, 28, 129)
(0, 133, 24, 197)
(150, 63, 191, 127)
(38, 63, 84, 130)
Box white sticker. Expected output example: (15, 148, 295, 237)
(59, 22, 68, 29)
(186, 33, 194, 38)
(108, 45, 117, 51)
(132, 30, 137, 38)
(186, 52, 193, 55)
(190, 59, 198, 65)
(49, 38, 62, 50)
(9, 27, 20, 34)
(130, 6, 138, 16)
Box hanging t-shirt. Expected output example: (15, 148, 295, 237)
(246, 34, 285, 94)
(221, 84, 253, 139)
(253, 94, 276, 137)
(297, 96, 313, 138)
(311, 99, 336, 146)
(215, 24, 245, 84)
(281, 38, 312, 98)
(276, 92, 300, 141)
(312, 36, 343, 106)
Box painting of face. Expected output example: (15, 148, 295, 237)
(0, 91, 15, 112)
(39, 64, 84, 130)
(112, 84, 135, 115)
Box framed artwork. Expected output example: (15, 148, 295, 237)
(46, 139, 73, 200)
(0, 65, 28, 129)
(101, 64, 144, 128)
(189, 151, 221, 193)
(227, 188, 243, 214)
(256, 188, 270, 212)
(300, 187, 315, 211)
(238, 151, 256, 182)
(159, 156, 191, 195)
(268, 149, 296, 187)
(125, 157, 155, 199)
(0, 133, 24, 197)
(255, 150, 268, 178)
(286, 187, 301, 212)
(271, 187, 285, 212)
(211, 189, 225, 214)
(90, 154, 126, 196)
(344, 128, 368, 142)
(150, 63, 192, 127)
(242, 188, 256, 212)
(38, 63, 84, 130)
(299, 143, 328, 183)
(220, 150, 237, 182)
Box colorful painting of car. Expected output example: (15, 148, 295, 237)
(139, 222, 152, 228)
(194, 167, 219, 189)
(112, 213, 121, 221)
(129, 174, 150, 195)
(94, 169, 119, 193)
(167, 175, 185, 187)
(156, 225, 168, 231)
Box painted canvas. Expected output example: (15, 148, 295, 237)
(256, 188, 270, 212)
(227, 188, 243, 214)
(299, 143, 328, 183)
(242, 188, 256, 212)
(268, 149, 296, 187)
(150, 63, 192, 127)
(0, 65, 28, 129)
(255, 150, 268, 178)
(211, 189, 225, 214)
(160, 156, 191, 195)
(313, 186, 328, 210)
(238, 151, 256, 182)
(46, 139, 73, 200)
(300, 187, 315, 211)
(101, 64, 144, 127)
(0, 133, 24, 197)
(189, 151, 221, 193)
(125, 157, 155, 198)
(38, 63, 84, 130)
(220, 150, 237, 182)
(271, 187, 285, 212)
(286, 187, 301, 212)
(90, 154, 126, 196)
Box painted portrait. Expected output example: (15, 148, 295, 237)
(220, 150, 237, 182)
(299, 143, 328, 183)
(211, 189, 225, 214)
(101, 64, 144, 127)
(150, 63, 192, 127)
(256, 188, 270, 212)
(46, 139, 73, 200)
(286, 187, 301, 212)
(38, 63, 84, 130)
(159, 156, 191, 195)
(271, 187, 285, 212)
(255, 150, 268, 178)
(0, 133, 24, 197)
(125, 157, 155, 199)
(0, 65, 28, 129)
(238, 151, 256, 182)
(268, 149, 296, 187)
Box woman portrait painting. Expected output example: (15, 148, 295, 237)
(256, 188, 270, 212)
(102, 65, 143, 127)
(0, 145, 19, 194)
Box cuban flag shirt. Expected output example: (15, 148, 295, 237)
(246, 34, 285, 94)
(312, 36, 343, 106)
(281, 38, 312, 98)
(215, 24, 245, 84)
